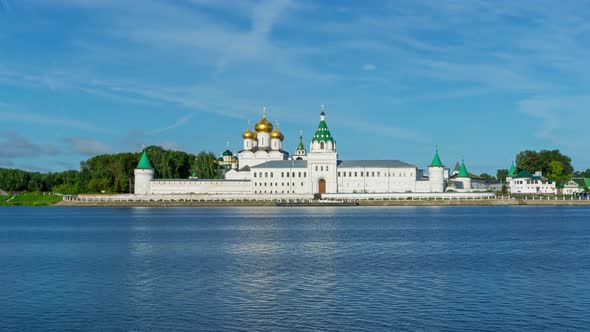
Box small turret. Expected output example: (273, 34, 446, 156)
(134, 148, 154, 195)
(428, 147, 445, 193)
(293, 131, 307, 160)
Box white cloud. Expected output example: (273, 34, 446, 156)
(64, 137, 115, 155)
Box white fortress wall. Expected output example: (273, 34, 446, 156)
(149, 180, 251, 195)
(336, 166, 419, 193)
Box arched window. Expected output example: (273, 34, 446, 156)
(320, 141, 325, 149)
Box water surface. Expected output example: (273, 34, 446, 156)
(1, 206, 589, 331)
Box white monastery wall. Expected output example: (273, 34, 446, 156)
(150, 180, 251, 195)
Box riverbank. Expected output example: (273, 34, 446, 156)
(54, 198, 590, 207)
(0, 193, 63, 206)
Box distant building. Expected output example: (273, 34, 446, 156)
(508, 170, 556, 194)
(563, 178, 590, 195)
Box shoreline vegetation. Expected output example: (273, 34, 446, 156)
(2, 192, 590, 207)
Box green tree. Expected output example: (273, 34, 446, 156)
(497, 169, 509, 183)
(516, 149, 573, 177)
(479, 173, 497, 182)
(546, 160, 570, 185)
(193, 151, 221, 179)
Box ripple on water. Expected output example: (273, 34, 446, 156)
(0, 206, 589, 331)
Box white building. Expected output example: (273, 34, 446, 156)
(563, 178, 590, 195)
(508, 170, 556, 194)
(134, 108, 474, 196)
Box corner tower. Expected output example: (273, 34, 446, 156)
(428, 147, 445, 193)
(134, 148, 154, 195)
(456, 159, 472, 190)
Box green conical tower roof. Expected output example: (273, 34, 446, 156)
(296, 132, 306, 152)
(136, 149, 153, 169)
(458, 160, 469, 178)
(312, 111, 335, 143)
(508, 161, 516, 177)
(430, 148, 443, 167)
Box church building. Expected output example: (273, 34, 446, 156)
(134, 108, 476, 196)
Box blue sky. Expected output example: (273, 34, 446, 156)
(1, 0, 589, 174)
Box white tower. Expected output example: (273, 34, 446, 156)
(456, 159, 472, 190)
(428, 147, 445, 193)
(134, 149, 154, 195)
(308, 107, 338, 194)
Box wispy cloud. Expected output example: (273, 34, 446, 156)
(0, 131, 61, 158)
(150, 113, 194, 134)
(0, 109, 112, 134)
(64, 137, 116, 155)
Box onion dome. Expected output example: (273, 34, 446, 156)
(242, 127, 255, 139)
(270, 126, 284, 140)
(255, 108, 273, 133)
(222, 149, 233, 157)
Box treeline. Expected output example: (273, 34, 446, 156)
(0, 146, 222, 194)
(495, 149, 590, 184)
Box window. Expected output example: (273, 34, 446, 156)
(254, 173, 257, 178)
(270, 173, 273, 178)
(321, 166, 324, 171)
(355, 172, 357, 177)
(301, 182, 304, 186)
(326, 166, 329, 171)
(304, 172, 307, 177)
(320, 141, 325, 149)
(292, 172, 295, 177)
(315, 166, 318, 171)
(281, 172, 284, 177)
(338, 172, 341, 177)
(265, 172, 268, 178)
(361, 172, 364, 177)
(287, 172, 290, 178)
(349, 172, 352, 177)
(298, 172, 301, 178)
(377, 171, 380, 177)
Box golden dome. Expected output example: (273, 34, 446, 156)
(255, 116, 273, 133)
(242, 128, 255, 139)
(255, 107, 273, 133)
(270, 127, 284, 140)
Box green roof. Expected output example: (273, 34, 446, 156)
(136, 150, 153, 169)
(454, 161, 461, 172)
(222, 149, 233, 156)
(457, 161, 469, 178)
(508, 162, 517, 177)
(296, 135, 306, 152)
(430, 149, 443, 167)
(513, 170, 533, 179)
(312, 113, 334, 143)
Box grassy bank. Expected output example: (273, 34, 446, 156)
(0, 193, 63, 206)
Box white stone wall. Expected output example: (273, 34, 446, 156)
(134, 169, 154, 195)
(150, 180, 251, 194)
(225, 169, 251, 180)
(250, 168, 310, 194)
(336, 167, 418, 193)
